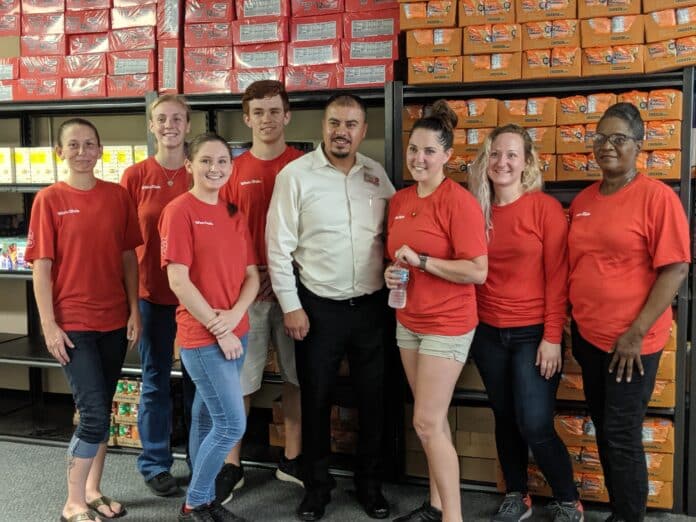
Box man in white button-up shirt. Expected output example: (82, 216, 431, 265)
(266, 94, 395, 522)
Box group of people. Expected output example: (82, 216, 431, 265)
(25, 80, 689, 522)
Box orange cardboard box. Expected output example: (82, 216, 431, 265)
(647, 150, 681, 180)
(456, 405, 495, 432)
(649, 380, 676, 408)
(458, 0, 515, 26)
(462, 127, 494, 153)
(563, 346, 582, 373)
(445, 153, 475, 182)
(648, 480, 674, 509)
(400, 1, 457, 30)
(557, 372, 586, 401)
(528, 126, 556, 153)
(455, 431, 498, 458)
(556, 124, 593, 153)
(522, 46, 581, 79)
(645, 7, 696, 43)
(540, 153, 556, 181)
(462, 23, 522, 54)
(644, 38, 696, 73)
(643, 120, 681, 149)
(643, 0, 696, 14)
(462, 52, 521, 82)
(516, 0, 577, 23)
(497, 96, 557, 126)
(460, 457, 497, 483)
(642, 418, 675, 453)
(580, 15, 645, 47)
(664, 320, 677, 351)
(449, 97, 498, 127)
(456, 360, 485, 390)
(522, 19, 581, 50)
(406, 28, 462, 57)
(556, 153, 602, 180)
(569, 446, 603, 474)
(452, 128, 468, 154)
(557, 93, 617, 124)
(408, 55, 462, 84)
(577, 0, 640, 19)
(646, 89, 683, 120)
(555, 415, 597, 448)
(403, 104, 424, 130)
(581, 44, 644, 76)
(646, 452, 675, 481)
(656, 349, 677, 382)
(269, 423, 285, 447)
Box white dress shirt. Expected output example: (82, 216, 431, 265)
(266, 145, 396, 313)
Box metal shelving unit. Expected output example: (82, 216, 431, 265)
(389, 69, 695, 513)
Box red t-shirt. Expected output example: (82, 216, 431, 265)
(25, 180, 142, 332)
(386, 179, 487, 335)
(477, 192, 569, 343)
(568, 173, 690, 354)
(159, 192, 257, 349)
(220, 146, 304, 267)
(120, 157, 192, 305)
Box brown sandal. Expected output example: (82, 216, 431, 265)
(60, 511, 97, 522)
(86, 496, 127, 519)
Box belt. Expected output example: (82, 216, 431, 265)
(299, 283, 377, 307)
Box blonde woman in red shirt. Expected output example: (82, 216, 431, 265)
(468, 124, 582, 522)
(385, 100, 487, 522)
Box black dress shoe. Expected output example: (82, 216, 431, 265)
(296, 490, 330, 521)
(392, 501, 442, 521)
(358, 489, 390, 519)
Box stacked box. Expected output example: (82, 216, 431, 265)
(100, 145, 134, 183)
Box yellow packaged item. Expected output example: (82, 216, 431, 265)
(465, 24, 491, 43)
(467, 98, 490, 116)
(648, 150, 678, 169)
(677, 35, 696, 56)
(611, 15, 637, 33)
(554, 19, 577, 38)
(636, 151, 649, 170)
(612, 45, 640, 64)
(647, 40, 677, 59)
(403, 3, 427, 19)
(646, 120, 678, 141)
(649, 89, 680, 110)
(492, 23, 517, 42)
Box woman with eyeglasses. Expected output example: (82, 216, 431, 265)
(568, 102, 689, 522)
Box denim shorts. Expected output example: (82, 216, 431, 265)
(396, 321, 475, 364)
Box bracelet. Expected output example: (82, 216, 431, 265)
(418, 253, 428, 270)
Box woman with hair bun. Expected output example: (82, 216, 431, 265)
(385, 100, 488, 522)
(468, 124, 582, 522)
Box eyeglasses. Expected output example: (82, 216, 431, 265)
(591, 133, 640, 148)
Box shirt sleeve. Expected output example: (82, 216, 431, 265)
(24, 189, 55, 263)
(266, 168, 302, 313)
(238, 213, 258, 267)
(647, 186, 690, 269)
(120, 188, 143, 251)
(220, 162, 238, 205)
(119, 163, 139, 204)
(540, 197, 569, 344)
(449, 190, 488, 260)
(159, 202, 193, 269)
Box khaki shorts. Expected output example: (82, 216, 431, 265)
(240, 300, 298, 395)
(396, 321, 475, 364)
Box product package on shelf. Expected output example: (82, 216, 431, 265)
(233, 42, 286, 69)
(399, 0, 457, 31)
(291, 0, 343, 17)
(185, 0, 235, 24)
(286, 40, 340, 66)
(339, 62, 393, 87)
(230, 66, 283, 93)
(184, 22, 234, 47)
(522, 19, 581, 50)
(580, 15, 645, 48)
(522, 47, 582, 79)
(157, 0, 182, 41)
(285, 64, 339, 91)
(462, 52, 521, 82)
(231, 16, 289, 46)
(0, 237, 28, 271)
(107, 73, 155, 98)
(458, 0, 514, 26)
(111, 4, 157, 30)
(581, 44, 644, 76)
(63, 75, 106, 98)
(158, 39, 182, 94)
(289, 13, 343, 42)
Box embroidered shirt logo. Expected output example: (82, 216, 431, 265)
(575, 211, 591, 217)
(394, 215, 405, 220)
(194, 220, 214, 226)
(57, 209, 80, 216)
(142, 184, 161, 190)
(364, 172, 380, 186)
(240, 179, 262, 186)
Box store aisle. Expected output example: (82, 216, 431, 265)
(0, 440, 689, 521)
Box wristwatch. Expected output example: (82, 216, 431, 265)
(418, 253, 428, 270)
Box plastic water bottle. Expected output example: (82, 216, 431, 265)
(388, 266, 410, 309)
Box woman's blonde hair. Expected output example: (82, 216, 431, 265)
(468, 124, 543, 234)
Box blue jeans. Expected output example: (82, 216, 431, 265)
(180, 337, 247, 508)
(571, 323, 661, 521)
(471, 323, 578, 502)
(137, 299, 195, 480)
(63, 328, 128, 458)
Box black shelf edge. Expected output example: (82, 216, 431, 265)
(0, 271, 32, 280)
(0, 97, 147, 116)
(402, 475, 498, 493)
(402, 71, 687, 100)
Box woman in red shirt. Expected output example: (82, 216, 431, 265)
(468, 124, 581, 522)
(568, 103, 689, 521)
(159, 133, 259, 522)
(26, 118, 142, 522)
(385, 100, 488, 522)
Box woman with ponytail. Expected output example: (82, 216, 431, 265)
(385, 100, 488, 522)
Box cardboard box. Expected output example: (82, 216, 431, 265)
(345, 0, 398, 11)
(556, 124, 594, 153)
(68, 33, 107, 55)
(581, 15, 645, 47)
(643, 0, 696, 13)
(528, 126, 556, 153)
(645, 10, 696, 44)
(109, 27, 156, 52)
(20, 34, 66, 56)
(455, 431, 497, 458)
(237, 0, 289, 19)
(287, 40, 340, 66)
(285, 64, 339, 91)
(66, 0, 109, 8)
(406, 27, 461, 57)
(408, 55, 462, 84)
(290, 14, 342, 42)
(655, 350, 677, 382)
(269, 423, 285, 446)
(113, 401, 138, 425)
(339, 62, 393, 87)
(107, 49, 155, 76)
(15, 77, 60, 101)
(444, 153, 475, 182)
(113, 378, 141, 403)
(646, 452, 675, 481)
(0, 147, 15, 184)
(563, 347, 583, 373)
(21, 0, 65, 13)
(522, 19, 581, 50)
(343, 9, 399, 39)
(233, 43, 286, 69)
(184, 47, 235, 72)
(644, 38, 696, 74)
(343, 37, 398, 65)
(664, 320, 677, 351)
(157, 39, 181, 94)
(556, 372, 586, 401)
(399, 1, 457, 31)
(649, 379, 676, 408)
(540, 153, 556, 181)
(403, 105, 424, 130)
(230, 67, 283, 93)
(0, 36, 20, 58)
(330, 429, 358, 454)
(62, 53, 106, 77)
(462, 24, 522, 55)
(232, 17, 289, 45)
(522, 46, 581, 79)
(405, 450, 428, 478)
(291, 0, 344, 17)
(581, 45, 644, 76)
(157, 0, 181, 40)
(0, 14, 19, 37)
(497, 97, 557, 127)
(556, 153, 602, 180)
(557, 93, 617, 124)
(456, 406, 494, 432)
(643, 120, 681, 150)
(450, 98, 498, 128)
(577, 0, 640, 18)
(62, 75, 106, 99)
(516, 0, 576, 23)
(460, 457, 497, 483)
(184, 22, 233, 48)
(645, 89, 683, 121)
(648, 150, 681, 180)
(107, 73, 154, 98)
(462, 127, 493, 153)
(186, 0, 235, 22)
(458, 0, 515, 26)
(462, 52, 521, 82)
(648, 480, 674, 509)
(19, 56, 62, 78)
(183, 69, 230, 94)
(111, 5, 157, 30)
(21, 12, 64, 35)
(642, 418, 675, 453)
(555, 414, 596, 447)
(456, 360, 485, 390)
(12, 147, 31, 183)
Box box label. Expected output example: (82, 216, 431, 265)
(240, 22, 278, 43)
(240, 49, 281, 68)
(351, 18, 394, 38)
(293, 44, 334, 65)
(244, 0, 282, 17)
(344, 64, 385, 85)
(296, 21, 337, 41)
(350, 40, 393, 59)
(161, 47, 177, 90)
(114, 58, 149, 75)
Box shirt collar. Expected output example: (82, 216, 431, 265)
(312, 143, 367, 176)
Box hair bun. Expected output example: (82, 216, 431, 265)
(428, 99, 458, 132)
